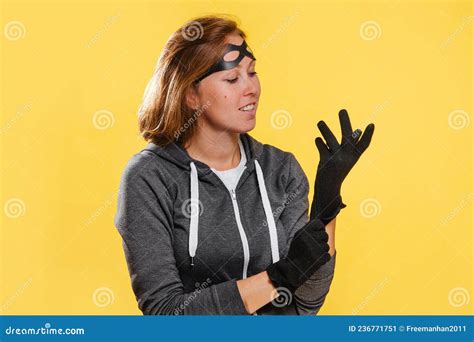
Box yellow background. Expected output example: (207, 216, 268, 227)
(1, 0, 472, 315)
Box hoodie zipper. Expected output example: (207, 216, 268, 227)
(212, 166, 259, 316)
(212, 166, 250, 278)
(228, 184, 250, 280)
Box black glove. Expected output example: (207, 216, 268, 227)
(266, 218, 330, 293)
(310, 109, 375, 225)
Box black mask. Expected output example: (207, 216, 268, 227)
(196, 40, 256, 82)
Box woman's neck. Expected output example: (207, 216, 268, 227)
(184, 129, 241, 171)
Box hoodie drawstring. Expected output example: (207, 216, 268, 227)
(188, 162, 199, 267)
(254, 160, 280, 263)
(187, 160, 280, 268)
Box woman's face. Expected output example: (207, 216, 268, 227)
(192, 34, 261, 134)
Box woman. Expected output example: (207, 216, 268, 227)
(114, 15, 375, 315)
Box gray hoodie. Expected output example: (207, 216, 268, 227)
(114, 133, 336, 315)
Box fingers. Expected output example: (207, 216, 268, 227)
(315, 230, 329, 243)
(352, 128, 362, 142)
(318, 110, 375, 153)
(357, 123, 375, 154)
(315, 137, 330, 158)
(317, 120, 339, 152)
(320, 252, 331, 265)
(313, 231, 330, 252)
(339, 109, 353, 140)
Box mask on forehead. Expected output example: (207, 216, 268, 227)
(195, 40, 256, 82)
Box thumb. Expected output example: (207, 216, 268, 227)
(356, 123, 375, 154)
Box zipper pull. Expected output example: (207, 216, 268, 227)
(230, 189, 236, 200)
(190, 256, 194, 267)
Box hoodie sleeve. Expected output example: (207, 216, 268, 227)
(114, 154, 248, 315)
(278, 153, 336, 315)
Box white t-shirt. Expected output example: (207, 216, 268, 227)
(210, 137, 247, 191)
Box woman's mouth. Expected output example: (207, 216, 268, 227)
(239, 102, 256, 112)
(239, 103, 257, 118)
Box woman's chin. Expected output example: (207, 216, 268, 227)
(237, 119, 256, 133)
(220, 116, 257, 134)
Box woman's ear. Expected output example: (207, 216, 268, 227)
(185, 85, 200, 110)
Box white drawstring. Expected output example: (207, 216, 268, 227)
(187, 159, 280, 266)
(254, 160, 280, 263)
(188, 162, 199, 266)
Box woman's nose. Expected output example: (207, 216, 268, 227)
(242, 75, 259, 96)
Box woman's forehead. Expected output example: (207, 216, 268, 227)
(223, 57, 255, 71)
(225, 34, 245, 45)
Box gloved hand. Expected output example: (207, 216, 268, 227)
(266, 218, 330, 293)
(310, 109, 375, 225)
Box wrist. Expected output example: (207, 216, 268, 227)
(266, 262, 297, 293)
(311, 194, 345, 224)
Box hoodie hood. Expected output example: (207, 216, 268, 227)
(142, 133, 279, 280)
(143, 133, 264, 175)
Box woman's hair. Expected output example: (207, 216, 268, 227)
(138, 15, 246, 147)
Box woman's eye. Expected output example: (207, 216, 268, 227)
(226, 72, 257, 84)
